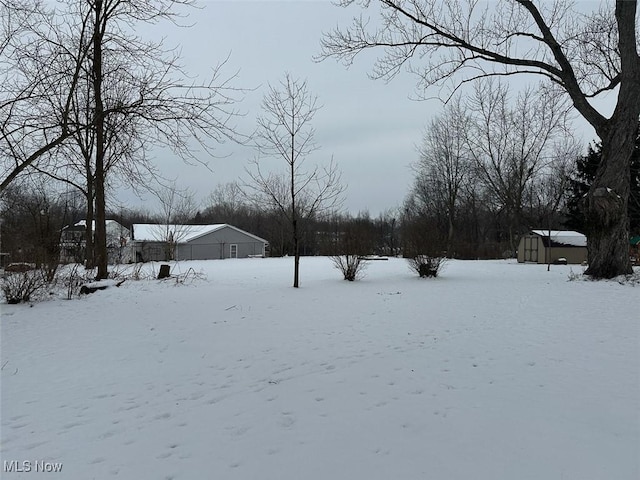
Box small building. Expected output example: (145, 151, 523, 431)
(131, 224, 269, 262)
(60, 220, 132, 264)
(517, 230, 587, 265)
(630, 236, 640, 265)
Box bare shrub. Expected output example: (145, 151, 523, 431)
(407, 255, 446, 278)
(105, 263, 152, 282)
(567, 268, 585, 282)
(55, 264, 87, 300)
(55, 264, 100, 300)
(1, 270, 48, 304)
(42, 259, 60, 283)
(114, 263, 152, 282)
(331, 255, 368, 281)
(128, 263, 148, 281)
(172, 267, 207, 285)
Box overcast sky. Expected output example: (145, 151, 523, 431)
(117, 0, 602, 217)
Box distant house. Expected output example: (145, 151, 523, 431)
(60, 220, 131, 264)
(131, 224, 269, 262)
(517, 230, 587, 265)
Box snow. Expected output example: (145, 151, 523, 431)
(531, 230, 587, 247)
(70, 219, 125, 231)
(81, 279, 123, 290)
(1, 258, 638, 479)
(132, 224, 227, 242)
(131, 224, 269, 244)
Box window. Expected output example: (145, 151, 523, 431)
(230, 244, 238, 259)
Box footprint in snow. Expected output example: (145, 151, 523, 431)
(278, 413, 296, 428)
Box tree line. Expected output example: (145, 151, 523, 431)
(2, 0, 639, 281)
(3, 125, 638, 271)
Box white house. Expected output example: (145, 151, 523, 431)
(60, 220, 132, 264)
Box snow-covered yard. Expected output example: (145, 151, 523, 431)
(1, 257, 638, 479)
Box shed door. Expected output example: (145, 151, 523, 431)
(524, 237, 538, 262)
(230, 244, 238, 259)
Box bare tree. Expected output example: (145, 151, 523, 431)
(0, 0, 91, 190)
(321, 0, 640, 278)
(204, 182, 247, 221)
(246, 74, 344, 287)
(414, 96, 471, 254)
(32, 65, 161, 269)
(151, 181, 198, 261)
(465, 81, 573, 254)
(1, 0, 243, 279)
(0, 178, 77, 280)
(528, 150, 577, 270)
(527, 144, 580, 226)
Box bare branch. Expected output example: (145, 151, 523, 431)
(319, 0, 615, 132)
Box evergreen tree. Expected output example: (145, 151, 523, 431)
(566, 131, 640, 235)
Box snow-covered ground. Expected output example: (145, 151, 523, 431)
(1, 257, 638, 479)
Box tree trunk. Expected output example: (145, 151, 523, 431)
(92, 0, 108, 280)
(291, 138, 299, 288)
(84, 193, 94, 269)
(292, 212, 300, 287)
(583, 0, 640, 278)
(584, 125, 635, 278)
(446, 214, 454, 256)
(293, 222, 300, 288)
(84, 166, 94, 269)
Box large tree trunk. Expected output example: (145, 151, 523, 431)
(584, 0, 640, 279)
(84, 160, 95, 269)
(84, 191, 94, 269)
(92, 0, 108, 280)
(446, 214, 454, 256)
(584, 123, 636, 278)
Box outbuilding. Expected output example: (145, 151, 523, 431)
(131, 224, 268, 262)
(60, 219, 131, 264)
(517, 230, 587, 265)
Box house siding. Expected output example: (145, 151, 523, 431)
(135, 225, 267, 262)
(179, 227, 265, 260)
(546, 247, 587, 265)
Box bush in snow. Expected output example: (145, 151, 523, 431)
(407, 255, 446, 278)
(331, 254, 368, 281)
(55, 264, 94, 300)
(1, 269, 48, 304)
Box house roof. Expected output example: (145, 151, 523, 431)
(131, 224, 268, 244)
(530, 230, 586, 247)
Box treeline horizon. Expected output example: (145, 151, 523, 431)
(2, 133, 637, 268)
